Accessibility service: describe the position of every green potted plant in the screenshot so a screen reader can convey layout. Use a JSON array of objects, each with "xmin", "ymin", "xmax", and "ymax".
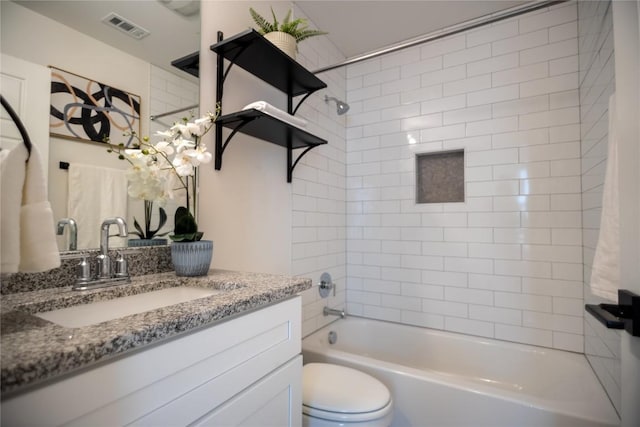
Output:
[
  {"xmin": 249, "ymin": 7, "xmax": 327, "ymax": 59},
  {"xmin": 108, "ymin": 108, "xmax": 219, "ymax": 276}
]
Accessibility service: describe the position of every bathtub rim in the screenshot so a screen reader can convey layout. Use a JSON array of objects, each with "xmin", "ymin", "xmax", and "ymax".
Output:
[
  {"xmin": 302, "ymin": 315, "xmax": 620, "ymax": 427},
  {"xmin": 306, "ymin": 315, "xmax": 577, "ymax": 355}
]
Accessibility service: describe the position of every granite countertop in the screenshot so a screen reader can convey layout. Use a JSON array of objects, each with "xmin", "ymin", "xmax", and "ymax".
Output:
[{"xmin": 0, "ymin": 270, "xmax": 311, "ymax": 396}]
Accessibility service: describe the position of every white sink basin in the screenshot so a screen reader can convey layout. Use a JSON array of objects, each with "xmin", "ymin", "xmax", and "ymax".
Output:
[{"xmin": 35, "ymin": 287, "xmax": 221, "ymax": 328}]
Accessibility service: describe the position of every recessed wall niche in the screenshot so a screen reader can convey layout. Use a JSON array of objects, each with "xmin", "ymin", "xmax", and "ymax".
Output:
[{"xmin": 416, "ymin": 150, "xmax": 464, "ymax": 204}]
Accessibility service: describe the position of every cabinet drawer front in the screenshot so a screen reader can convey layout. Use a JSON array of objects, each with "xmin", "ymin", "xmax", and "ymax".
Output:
[
  {"xmin": 2, "ymin": 297, "xmax": 301, "ymax": 427},
  {"xmin": 126, "ymin": 323, "xmax": 298, "ymax": 426},
  {"xmin": 191, "ymin": 355, "xmax": 302, "ymax": 427}
]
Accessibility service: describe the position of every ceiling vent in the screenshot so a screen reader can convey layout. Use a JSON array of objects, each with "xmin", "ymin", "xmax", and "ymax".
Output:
[{"xmin": 102, "ymin": 12, "xmax": 150, "ymax": 40}]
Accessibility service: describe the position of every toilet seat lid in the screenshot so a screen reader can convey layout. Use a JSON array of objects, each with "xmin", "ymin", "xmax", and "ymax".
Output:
[{"xmin": 303, "ymin": 363, "xmax": 391, "ymax": 415}]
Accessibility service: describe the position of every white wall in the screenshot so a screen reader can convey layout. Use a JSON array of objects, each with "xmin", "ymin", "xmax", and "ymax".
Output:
[
  {"xmin": 345, "ymin": 2, "xmax": 584, "ymax": 352},
  {"xmin": 199, "ymin": 1, "xmax": 296, "ymax": 275},
  {"xmin": 578, "ymin": 0, "xmax": 620, "ymax": 415},
  {"xmin": 198, "ymin": 2, "xmax": 347, "ymax": 333}
]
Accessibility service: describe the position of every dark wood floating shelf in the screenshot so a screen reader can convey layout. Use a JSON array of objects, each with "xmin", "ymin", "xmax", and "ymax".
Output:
[
  {"xmin": 210, "ymin": 29, "xmax": 328, "ymax": 182},
  {"xmin": 210, "ymin": 29, "xmax": 326, "ymax": 98},
  {"xmin": 171, "ymin": 51, "xmax": 199, "ymax": 78},
  {"xmin": 217, "ymin": 110, "xmax": 327, "ymax": 149}
]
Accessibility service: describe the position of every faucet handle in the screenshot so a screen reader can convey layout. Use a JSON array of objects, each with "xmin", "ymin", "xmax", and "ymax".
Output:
[
  {"xmin": 76, "ymin": 257, "xmax": 92, "ymax": 283},
  {"xmin": 114, "ymin": 252, "xmax": 128, "ymax": 278},
  {"xmin": 318, "ymin": 272, "xmax": 335, "ymax": 298},
  {"xmin": 96, "ymin": 254, "xmax": 111, "ymax": 279}
]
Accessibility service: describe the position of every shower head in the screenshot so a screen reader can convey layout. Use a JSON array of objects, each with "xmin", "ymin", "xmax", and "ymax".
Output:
[{"xmin": 324, "ymin": 95, "xmax": 350, "ymax": 115}]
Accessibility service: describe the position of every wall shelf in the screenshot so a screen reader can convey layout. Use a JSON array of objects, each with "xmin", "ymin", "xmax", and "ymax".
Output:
[
  {"xmin": 210, "ymin": 29, "xmax": 326, "ymax": 97},
  {"xmin": 171, "ymin": 51, "xmax": 199, "ymax": 78},
  {"xmin": 209, "ymin": 29, "xmax": 327, "ymax": 182},
  {"xmin": 217, "ymin": 110, "xmax": 326, "ymax": 149}
]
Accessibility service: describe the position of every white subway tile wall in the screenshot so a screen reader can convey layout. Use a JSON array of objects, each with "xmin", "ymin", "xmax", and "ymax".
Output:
[
  {"xmin": 292, "ymin": 5, "xmax": 347, "ymax": 337},
  {"xmin": 345, "ymin": 3, "xmax": 584, "ymax": 351},
  {"xmin": 578, "ymin": 0, "xmax": 621, "ymax": 415},
  {"xmin": 149, "ymin": 65, "xmax": 199, "ymax": 136}
]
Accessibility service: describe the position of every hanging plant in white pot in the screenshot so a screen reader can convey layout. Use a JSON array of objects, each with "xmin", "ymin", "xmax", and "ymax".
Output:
[{"xmin": 249, "ymin": 7, "xmax": 327, "ymax": 60}]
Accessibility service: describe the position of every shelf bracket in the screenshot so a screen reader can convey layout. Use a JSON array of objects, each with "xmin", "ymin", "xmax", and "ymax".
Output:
[
  {"xmin": 216, "ymin": 32, "xmax": 251, "ymax": 87},
  {"xmin": 288, "ymin": 144, "xmax": 321, "ymax": 182},
  {"xmin": 221, "ymin": 61, "xmax": 236, "ymax": 86},
  {"xmin": 292, "ymin": 89, "xmax": 320, "ymax": 116},
  {"xmin": 221, "ymin": 46, "xmax": 248, "ymax": 85},
  {"xmin": 215, "ymin": 118, "xmax": 257, "ymax": 171}
]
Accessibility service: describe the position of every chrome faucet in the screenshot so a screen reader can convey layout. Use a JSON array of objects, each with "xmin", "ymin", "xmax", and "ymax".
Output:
[
  {"xmin": 97, "ymin": 217, "xmax": 128, "ymax": 279},
  {"xmin": 323, "ymin": 306, "xmax": 346, "ymax": 318},
  {"xmin": 72, "ymin": 217, "xmax": 130, "ymax": 290},
  {"xmin": 56, "ymin": 218, "xmax": 78, "ymax": 251}
]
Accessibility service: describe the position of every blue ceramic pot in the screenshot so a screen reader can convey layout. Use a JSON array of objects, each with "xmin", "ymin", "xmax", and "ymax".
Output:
[
  {"xmin": 128, "ymin": 238, "xmax": 167, "ymax": 247},
  {"xmin": 171, "ymin": 240, "xmax": 213, "ymax": 277}
]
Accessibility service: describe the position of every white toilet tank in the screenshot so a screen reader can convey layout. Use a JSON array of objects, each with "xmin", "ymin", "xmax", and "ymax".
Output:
[{"xmin": 302, "ymin": 363, "xmax": 393, "ymax": 427}]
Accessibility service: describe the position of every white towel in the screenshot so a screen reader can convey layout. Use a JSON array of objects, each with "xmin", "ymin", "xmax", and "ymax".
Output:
[
  {"xmin": 1, "ymin": 144, "xmax": 61, "ymax": 274},
  {"xmin": 68, "ymin": 164, "xmax": 128, "ymax": 249},
  {"xmin": 242, "ymin": 100, "xmax": 309, "ymax": 129},
  {"xmin": 590, "ymin": 93, "xmax": 620, "ymax": 301}
]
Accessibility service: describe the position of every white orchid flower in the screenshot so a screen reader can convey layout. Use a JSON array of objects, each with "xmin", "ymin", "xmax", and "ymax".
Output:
[
  {"xmin": 163, "ymin": 173, "xmax": 182, "ymax": 200},
  {"xmin": 153, "ymin": 141, "xmax": 175, "ymax": 156},
  {"xmin": 186, "ymin": 122, "xmax": 204, "ymax": 136},
  {"xmin": 194, "ymin": 116, "xmax": 211, "ymax": 126},
  {"xmin": 173, "ymin": 136, "xmax": 196, "ymax": 153},
  {"xmin": 183, "ymin": 146, "xmax": 212, "ymax": 166},
  {"xmin": 155, "ymin": 129, "xmax": 174, "ymax": 138},
  {"xmin": 194, "ymin": 116, "xmax": 213, "ymax": 134},
  {"xmin": 172, "ymin": 151, "xmax": 195, "ymax": 176},
  {"xmin": 116, "ymin": 110, "xmax": 218, "ymax": 209},
  {"xmin": 196, "ymin": 150, "xmax": 212, "ymax": 164},
  {"xmin": 170, "ymin": 122, "xmax": 200, "ymax": 138}
]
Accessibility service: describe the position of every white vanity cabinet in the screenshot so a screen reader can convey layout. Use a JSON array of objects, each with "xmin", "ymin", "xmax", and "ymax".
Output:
[{"xmin": 2, "ymin": 296, "xmax": 302, "ymax": 427}]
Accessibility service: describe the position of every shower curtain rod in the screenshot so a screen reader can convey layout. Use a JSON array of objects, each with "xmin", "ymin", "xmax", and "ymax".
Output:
[
  {"xmin": 150, "ymin": 103, "xmax": 199, "ymax": 121},
  {"xmin": 312, "ymin": 0, "xmax": 567, "ymax": 74}
]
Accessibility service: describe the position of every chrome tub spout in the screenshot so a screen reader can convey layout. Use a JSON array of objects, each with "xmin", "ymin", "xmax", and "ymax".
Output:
[{"xmin": 323, "ymin": 306, "xmax": 346, "ymax": 318}]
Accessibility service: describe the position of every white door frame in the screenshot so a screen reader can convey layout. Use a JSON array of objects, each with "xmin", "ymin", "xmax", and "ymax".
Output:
[
  {"xmin": 611, "ymin": 1, "xmax": 640, "ymax": 426},
  {"xmin": 1, "ymin": 54, "xmax": 51, "ymax": 178}
]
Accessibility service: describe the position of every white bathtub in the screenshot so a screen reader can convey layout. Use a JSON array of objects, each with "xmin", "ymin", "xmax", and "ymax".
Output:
[{"xmin": 302, "ymin": 317, "xmax": 619, "ymax": 427}]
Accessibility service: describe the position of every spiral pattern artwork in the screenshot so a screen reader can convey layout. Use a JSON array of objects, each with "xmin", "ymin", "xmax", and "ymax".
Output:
[{"xmin": 49, "ymin": 67, "xmax": 140, "ymax": 145}]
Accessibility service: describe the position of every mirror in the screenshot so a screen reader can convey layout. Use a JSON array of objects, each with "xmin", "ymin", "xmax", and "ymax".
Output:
[{"xmin": 1, "ymin": 0, "xmax": 200, "ymax": 252}]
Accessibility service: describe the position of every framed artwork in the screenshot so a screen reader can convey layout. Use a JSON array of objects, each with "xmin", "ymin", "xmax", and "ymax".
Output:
[{"xmin": 49, "ymin": 67, "xmax": 140, "ymax": 146}]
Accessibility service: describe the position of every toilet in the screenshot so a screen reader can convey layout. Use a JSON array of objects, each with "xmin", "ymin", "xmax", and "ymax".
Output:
[{"xmin": 302, "ymin": 363, "xmax": 394, "ymax": 427}]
